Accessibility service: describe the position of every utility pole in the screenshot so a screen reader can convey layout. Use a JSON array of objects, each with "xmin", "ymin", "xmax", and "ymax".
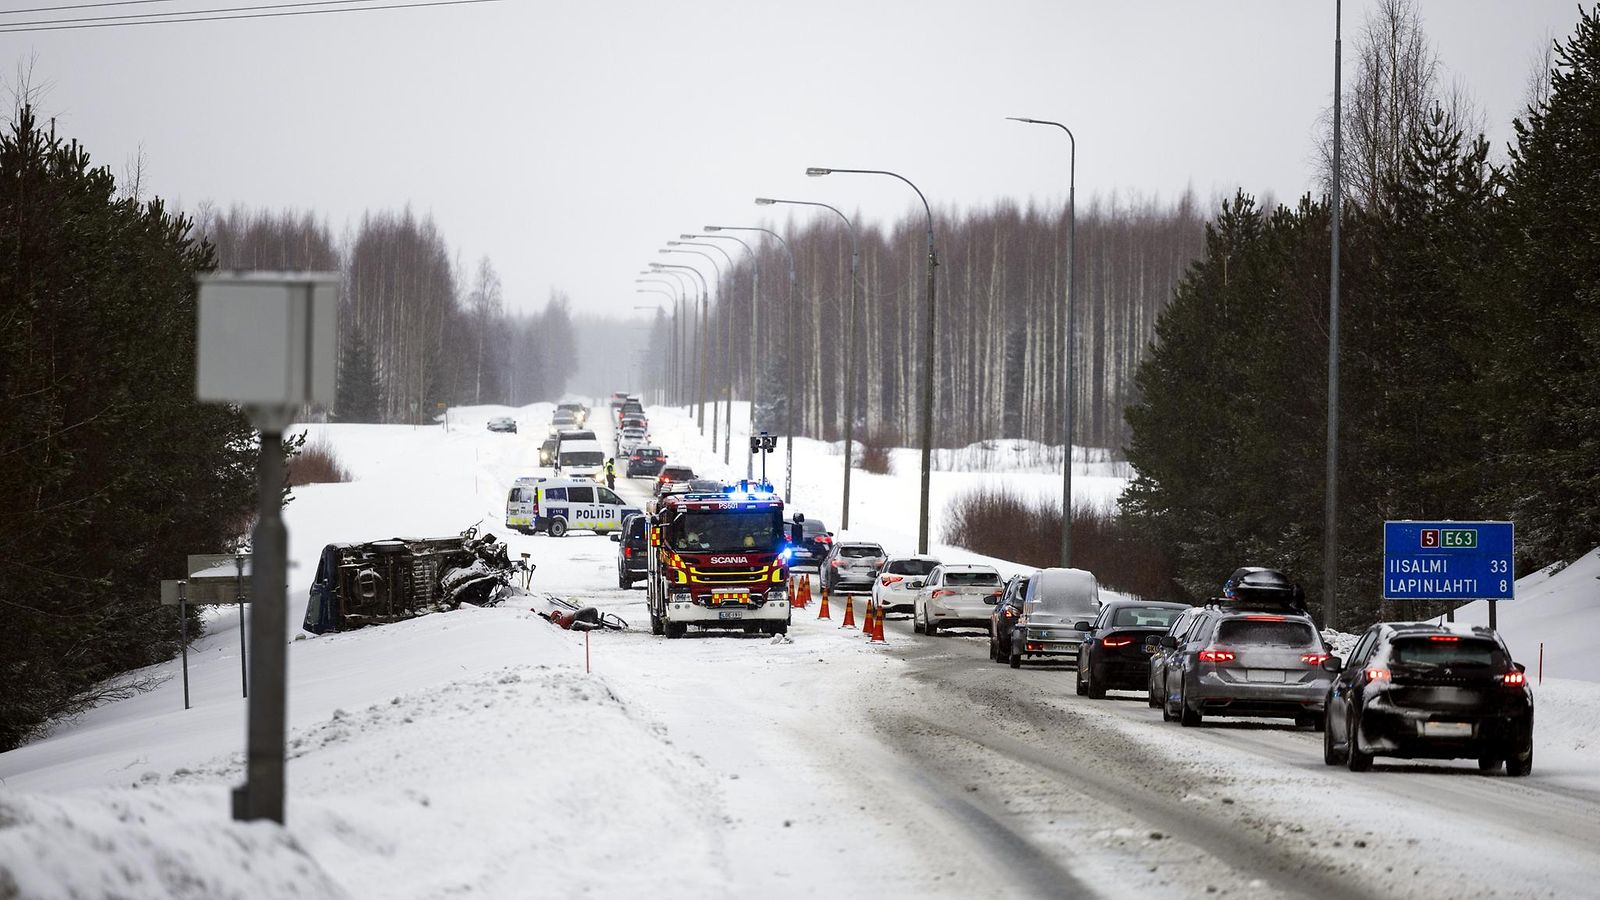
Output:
[{"xmin": 1323, "ymin": 0, "xmax": 1344, "ymax": 630}]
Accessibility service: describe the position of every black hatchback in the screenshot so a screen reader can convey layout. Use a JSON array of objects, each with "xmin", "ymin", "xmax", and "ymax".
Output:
[
  {"xmin": 1323, "ymin": 623, "xmax": 1533, "ymax": 775},
  {"xmin": 1075, "ymin": 599, "xmax": 1190, "ymax": 698}
]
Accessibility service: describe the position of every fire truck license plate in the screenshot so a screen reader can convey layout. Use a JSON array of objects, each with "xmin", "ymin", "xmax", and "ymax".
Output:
[{"xmin": 717, "ymin": 609, "xmax": 744, "ymax": 620}]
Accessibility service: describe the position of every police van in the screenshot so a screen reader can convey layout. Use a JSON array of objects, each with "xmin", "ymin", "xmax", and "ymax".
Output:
[{"xmin": 505, "ymin": 476, "xmax": 642, "ymax": 537}]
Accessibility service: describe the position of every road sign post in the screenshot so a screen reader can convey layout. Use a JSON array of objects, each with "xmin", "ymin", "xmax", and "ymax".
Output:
[
  {"xmin": 196, "ymin": 271, "xmax": 338, "ymax": 826},
  {"xmin": 1382, "ymin": 521, "xmax": 1514, "ymax": 627}
]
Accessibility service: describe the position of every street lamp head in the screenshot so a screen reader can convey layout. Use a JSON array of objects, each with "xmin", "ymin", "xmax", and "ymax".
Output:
[
  {"xmin": 1006, "ymin": 116, "xmax": 1042, "ymax": 124},
  {"xmin": 679, "ymin": 234, "xmax": 700, "ymax": 240},
  {"xmin": 804, "ymin": 167, "xmax": 831, "ymax": 177},
  {"xmin": 703, "ymin": 225, "xmax": 722, "ymax": 232},
  {"xmin": 754, "ymin": 197, "xmax": 776, "ymax": 205},
  {"xmin": 665, "ymin": 241, "xmax": 682, "ymax": 247}
]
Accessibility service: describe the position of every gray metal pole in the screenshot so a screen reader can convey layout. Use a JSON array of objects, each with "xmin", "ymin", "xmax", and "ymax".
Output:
[
  {"xmin": 236, "ymin": 553, "xmax": 248, "ymax": 698},
  {"xmin": 1324, "ymin": 0, "xmax": 1343, "ymax": 631},
  {"xmin": 234, "ymin": 426, "xmax": 286, "ymax": 824},
  {"xmin": 178, "ymin": 580, "xmax": 190, "ymax": 711}
]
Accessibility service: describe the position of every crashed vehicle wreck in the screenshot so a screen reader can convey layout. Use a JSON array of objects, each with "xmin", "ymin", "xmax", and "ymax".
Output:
[{"xmin": 302, "ymin": 527, "xmax": 531, "ymax": 634}]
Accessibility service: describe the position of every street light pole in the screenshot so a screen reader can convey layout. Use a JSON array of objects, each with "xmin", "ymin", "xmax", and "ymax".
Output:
[
  {"xmin": 756, "ymin": 197, "xmax": 860, "ymax": 529},
  {"xmin": 1324, "ymin": 0, "xmax": 1344, "ymax": 630},
  {"xmin": 806, "ymin": 166, "xmax": 937, "ymax": 553},
  {"xmin": 662, "ymin": 247, "xmax": 728, "ymax": 460},
  {"xmin": 694, "ymin": 232, "xmax": 763, "ymax": 480},
  {"xmin": 672, "ymin": 240, "xmax": 740, "ymax": 465},
  {"xmin": 643, "ymin": 269, "xmax": 694, "ymax": 409},
  {"xmin": 652, "ymin": 263, "xmax": 708, "ymax": 431},
  {"xmin": 706, "ymin": 224, "xmax": 798, "ymax": 501},
  {"xmin": 1008, "ymin": 116, "xmax": 1077, "ymax": 568}
]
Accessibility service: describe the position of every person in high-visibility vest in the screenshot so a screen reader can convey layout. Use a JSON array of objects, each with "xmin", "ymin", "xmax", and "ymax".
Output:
[{"xmin": 604, "ymin": 457, "xmax": 616, "ymax": 490}]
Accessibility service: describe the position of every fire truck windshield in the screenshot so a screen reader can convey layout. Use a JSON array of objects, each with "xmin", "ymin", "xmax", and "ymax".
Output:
[{"xmin": 666, "ymin": 510, "xmax": 783, "ymax": 553}]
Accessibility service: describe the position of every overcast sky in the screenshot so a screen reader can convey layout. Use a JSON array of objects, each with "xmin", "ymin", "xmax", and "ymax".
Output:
[{"xmin": 9, "ymin": 0, "xmax": 1582, "ymax": 318}]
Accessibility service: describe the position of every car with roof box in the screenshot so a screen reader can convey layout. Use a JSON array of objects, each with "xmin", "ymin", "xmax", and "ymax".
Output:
[
  {"xmin": 1153, "ymin": 567, "xmax": 1332, "ymax": 728},
  {"xmin": 1322, "ymin": 621, "xmax": 1532, "ymax": 775}
]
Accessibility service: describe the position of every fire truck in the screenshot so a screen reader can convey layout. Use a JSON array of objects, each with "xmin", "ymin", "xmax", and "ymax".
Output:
[{"xmin": 646, "ymin": 487, "xmax": 791, "ymax": 638}]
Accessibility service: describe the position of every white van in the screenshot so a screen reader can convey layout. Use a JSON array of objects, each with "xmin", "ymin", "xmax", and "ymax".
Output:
[
  {"xmin": 556, "ymin": 439, "xmax": 606, "ymax": 479},
  {"xmin": 505, "ymin": 476, "xmax": 642, "ymax": 537}
]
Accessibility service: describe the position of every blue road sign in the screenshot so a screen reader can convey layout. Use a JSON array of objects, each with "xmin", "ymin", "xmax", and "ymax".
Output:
[{"xmin": 1382, "ymin": 521, "xmax": 1515, "ymax": 601}]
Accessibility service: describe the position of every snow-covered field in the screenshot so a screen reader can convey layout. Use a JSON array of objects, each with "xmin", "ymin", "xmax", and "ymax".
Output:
[{"xmin": 2, "ymin": 399, "xmax": 1598, "ymax": 898}]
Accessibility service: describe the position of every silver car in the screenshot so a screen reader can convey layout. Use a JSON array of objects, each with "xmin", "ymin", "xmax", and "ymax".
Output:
[
  {"xmin": 913, "ymin": 563, "xmax": 1003, "ymax": 635},
  {"xmin": 1155, "ymin": 606, "xmax": 1333, "ymax": 728}
]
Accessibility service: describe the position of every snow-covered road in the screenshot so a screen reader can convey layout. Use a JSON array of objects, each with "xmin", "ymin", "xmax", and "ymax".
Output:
[{"xmin": 3, "ymin": 400, "xmax": 1598, "ymax": 899}]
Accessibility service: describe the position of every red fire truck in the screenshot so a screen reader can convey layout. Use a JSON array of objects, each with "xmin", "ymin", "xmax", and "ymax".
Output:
[{"xmin": 646, "ymin": 488, "xmax": 791, "ymax": 638}]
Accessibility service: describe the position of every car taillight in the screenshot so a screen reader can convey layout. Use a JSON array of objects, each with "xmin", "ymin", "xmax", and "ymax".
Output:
[
  {"xmin": 989, "ymin": 589, "xmax": 1003, "ymax": 597},
  {"xmin": 816, "ymin": 535, "xmax": 832, "ymax": 545},
  {"xmin": 1502, "ymin": 670, "xmax": 1526, "ymax": 686},
  {"xmin": 624, "ymin": 547, "xmax": 632, "ymax": 558},
  {"xmin": 1301, "ymin": 652, "xmax": 1330, "ymax": 665},
  {"xmin": 1102, "ymin": 636, "xmax": 1135, "ymax": 648},
  {"xmin": 1244, "ymin": 614, "xmax": 1286, "ymax": 621},
  {"xmin": 1003, "ymin": 608, "xmax": 1018, "ymax": 618},
  {"xmin": 831, "ymin": 559, "xmax": 845, "ymax": 568},
  {"xmin": 631, "ymin": 455, "xmax": 640, "ymax": 461},
  {"xmin": 881, "ymin": 575, "xmax": 903, "ymax": 586},
  {"xmin": 932, "ymin": 589, "xmax": 956, "ymax": 598},
  {"xmin": 1428, "ymin": 635, "xmax": 1460, "ymax": 642},
  {"xmin": 1198, "ymin": 649, "xmax": 1236, "ymax": 663},
  {"xmin": 1365, "ymin": 667, "xmax": 1392, "ymax": 683}
]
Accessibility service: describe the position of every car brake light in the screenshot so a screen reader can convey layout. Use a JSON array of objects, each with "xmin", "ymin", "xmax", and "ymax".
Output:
[
  {"xmin": 1502, "ymin": 670, "xmax": 1526, "ymax": 686},
  {"xmin": 989, "ymin": 589, "xmax": 1003, "ymax": 597},
  {"xmin": 831, "ymin": 559, "xmax": 845, "ymax": 568},
  {"xmin": 1365, "ymin": 667, "xmax": 1391, "ymax": 683},
  {"xmin": 816, "ymin": 535, "xmax": 832, "ymax": 545},
  {"xmin": 1026, "ymin": 642, "xmax": 1043, "ymax": 651},
  {"xmin": 1428, "ymin": 635, "xmax": 1460, "ymax": 642},
  {"xmin": 1301, "ymin": 652, "xmax": 1330, "ymax": 665},
  {"xmin": 1244, "ymin": 615, "xmax": 1286, "ymax": 621},
  {"xmin": 1198, "ymin": 649, "xmax": 1236, "ymax": 663},
  {"xmin": 624, "ymin": 547, "xmax": 632, "ymax": 558},
  {"xmin": 932, "ymin": 589, "xmax": 956, "ymax": 598},
  {"xmin": 881, "ymin": 575, "xmax": 903, "ymax": 586},
  {"xmin": 1102, "ymin": 636, "xmax": 1134, "ymax": 648}
]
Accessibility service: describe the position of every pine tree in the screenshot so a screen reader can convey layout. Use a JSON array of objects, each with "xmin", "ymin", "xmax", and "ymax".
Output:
[
  {"xmin": 0, "ymin": 107, "xmax": 256, "ymax": 748},
  {"xmin": 1496, "ymin": 8, "xmax": 1600, "ymax": 566},
  {"xmin": 335, "ymin": 322, "xmax": 384, "ymax": 423}
]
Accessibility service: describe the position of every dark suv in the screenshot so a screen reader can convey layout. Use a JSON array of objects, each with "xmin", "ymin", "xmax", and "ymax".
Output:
[
  {"xmin": 783, "ymin": 515, "xmax": 832, "ymax": 572},
  {"xmin": 988, "ymin": 574, "xmax": 1029, "ymax": 662},
  {"xmin": 627, "ymin": 446, "xmax": 667, "ymax": 477},
  {"xmin": 1323, "ymin": 623, "xmax": 1533, "ymax": 775},
  {"xmin": 613, "ymin": 514, "xmax": 650, "ymax": 588}
]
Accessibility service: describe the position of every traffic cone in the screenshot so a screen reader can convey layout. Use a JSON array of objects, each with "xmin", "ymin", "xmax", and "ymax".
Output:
[
  {"xmin": 794, "ymin": 574, "xmax": 808, "ymax": 610},
  {"xmin": 840, "ymin": 593, "xmax": 856, "ymax": 629},
  {"xmin": 862, "ymin": 602, "xmax": 877, "ymax": 640},
  {"xmin": 869, "ymin": 603, "xmax": 887, "ymax": 644},
  {"xmin": 816, "ymin": 578, "xmax": 830, "ymax": 620}
]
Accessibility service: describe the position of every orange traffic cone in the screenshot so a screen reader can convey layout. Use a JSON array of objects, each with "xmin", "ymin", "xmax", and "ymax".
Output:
[
  {"xmin": 869, "ymin": 603, "xmax": 887, "ymax": 644},
  {"xmin": 840, "ymin": 593, "xmax": 856, "ymax": 629},
  {"xmin": 862, "ymin": 602, "xmax": 877, "ymax": 640},
  {"xmin": 795, "ymin": 574, "xmax": 809, "ymax": 610},
  {"xmin": 815, "ymin": 578, "xmax": 830, "ymax": 620}
]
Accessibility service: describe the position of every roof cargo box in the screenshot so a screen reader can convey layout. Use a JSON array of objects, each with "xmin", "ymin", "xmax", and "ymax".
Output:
[{"xmin": 1221, "ymin": 567, "xmax": 1307, "ymax": 611}]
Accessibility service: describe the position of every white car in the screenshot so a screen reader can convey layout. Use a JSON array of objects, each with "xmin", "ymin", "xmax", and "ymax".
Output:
[
  {"xmin": 871, "ymin": 555, "xmax": 940, "ymax": 614},
  {"xmin": 913, "ymin": 563, "xmax": 1004, "ymax": 636}
]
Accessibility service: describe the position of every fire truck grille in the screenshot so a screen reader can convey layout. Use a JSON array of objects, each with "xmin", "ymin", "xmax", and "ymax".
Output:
[{"xmin": 690, "ymin": 567, "xmax": 767, "ymax": 584}]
